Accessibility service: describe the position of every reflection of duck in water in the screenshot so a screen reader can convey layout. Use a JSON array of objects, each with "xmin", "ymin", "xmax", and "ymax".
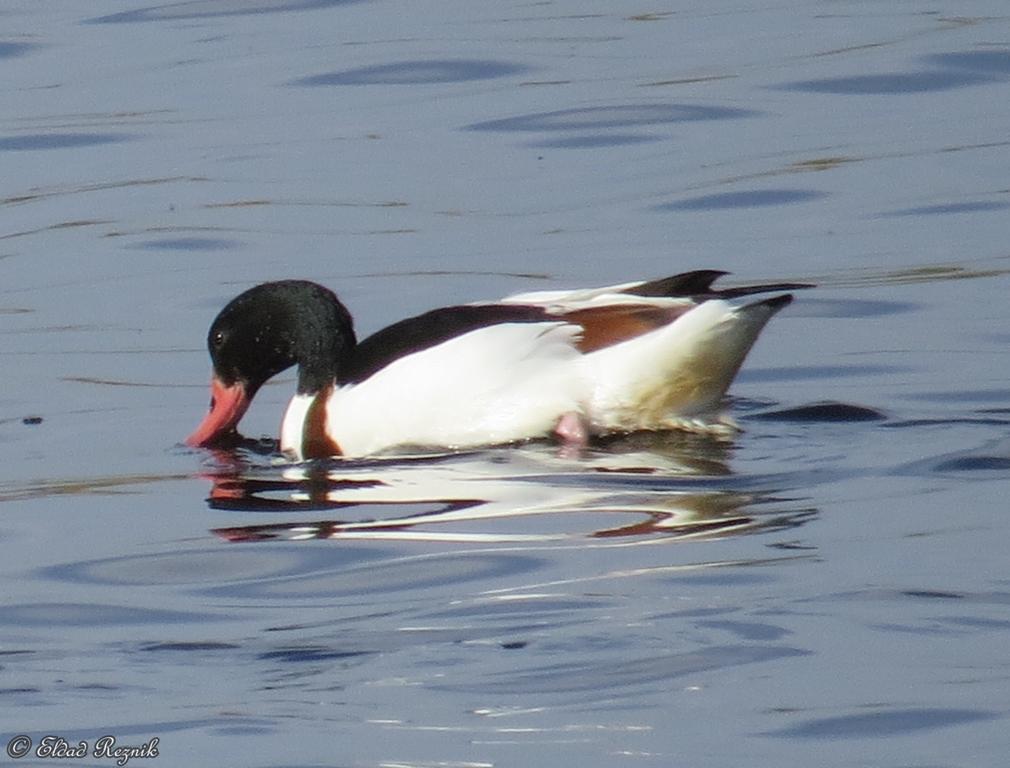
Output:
[
  {"xmin": 187, "ymin": 270, "xmax": 804, "ymax": 459},
  {"xmin": 203, "ymin": 448, "xmax": 812, "ymax": 545}
]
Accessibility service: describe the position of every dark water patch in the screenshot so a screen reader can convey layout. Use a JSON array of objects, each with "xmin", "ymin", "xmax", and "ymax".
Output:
[
  {"xmin": 435, "ymin": 644, "xmax": 809, "ymax": 695},
  {"xmin": 529, "ymin": 133, "xmax": 663, "ymax": 148},
  {"xmin": 940, "ymin": 615, "xmax": 1010, "ymax": 631},
  {"xmin": 259, "ymin": 646, "xmax": 374, "ymax": 662},
  {"xmin": 0, "ymin": 603, "xmax": 226, "ymax": 627},
  {"xmin": 0, "ymin": 133, "xmax": 135, "ymax": 151},
  {"xmin": 925, "ymin": 50, "xmax": 1010, "ymax": 74},
  {"xmin": 130, "ymin": 236, "xmax": 242, "ymax": 251},
  {"xmin": 803, "ymin": 586, "xmax": 1010, "ymax": 610},
  {"xmin": 768, "ymin": 540, "xmax": 818, "ymax": 551},
  {"xmin": 811, "ymin": 588, "xmax": 1010, "ymax": 607},
  {"xmin": 656, "ymin": 189, "xmax": 827, "ymax": 211},
  {"xmin": 902, "ymin": 589, "xmax": 964, "ymax": 600},
  {"xmin": 931, "ymin": 455, "xmax": 1010, "ymax": 472},
  {"xmin": 972, "ymin": 318, "xmax": 1010, "ymax": 346},
  {"xmin": 465, "ymin": 103, "xmax": 757, "ymax": 133},
  {"xmin": 696, "ymin": 619, "xmax": 791, "ymax": 641},
  {"xmin": 867, "ymin": 622, "xmax": 959, "ymax": 637},
  {"xmin": 86, "ymin": 0, "xmax": 360, "ymax": 24},
  {"xmin": 763, "ymin": 707, "xmax": 996, "ymax": 739},
  {"xmin": 139, "ymin": 641, "xmax": 241, "ymax": 652},
  {"xmin": 893, "ymin": 440, "xmax": 1010, "ymax": 476},
  {"xmin": 776, "ymin": 70, "xmax": 995, "ymax": 94},
  {"xmin": 0, "ymin": 42, "xmax": 41, "ymax": 59},
  {"xmin": 294, "ymin": 59, "xmax": 527, "ymax": 86},
  {"xmin": 749, "ymin": 402, "xmax": 887, "ymax": 423},
  {"xmin": 355, "ymin": 623, "xmax": 546, "ymax": 651},
  {"xmin": 879, "ymin": 201, "xmax": 1010, "ymax": 217}
]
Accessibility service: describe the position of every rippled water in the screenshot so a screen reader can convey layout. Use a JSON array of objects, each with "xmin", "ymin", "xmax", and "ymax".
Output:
[{"xmin": 3, "ymin": 1, "xmax": 1010, "ymax": 766}]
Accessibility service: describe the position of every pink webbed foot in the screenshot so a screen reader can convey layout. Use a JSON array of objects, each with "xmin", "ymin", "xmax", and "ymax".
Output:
[{"xmin": 554, "ymin": 411, "xmax": 589, "ymax": 458}]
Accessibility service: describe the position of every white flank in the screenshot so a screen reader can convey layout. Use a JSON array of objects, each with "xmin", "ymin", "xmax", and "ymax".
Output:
[
  {"xmin": 323, "ymin": 322, "xmax": 586, "ymax": 457},
  {"xmin": 280, "ymin": 392, "xmax": 314, "ymax": 456},
  {"xmin": 579, "ymin": 298, "xmax": 783, "ymax": 432}
]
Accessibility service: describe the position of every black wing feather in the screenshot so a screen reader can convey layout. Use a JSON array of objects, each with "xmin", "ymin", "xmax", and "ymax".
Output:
[
  {"xmin": 342, "ymin": 304, "xmax": 549, "ymax": 384},
  {"xmin": 623, "ymin": 269, "xmax": 812, "ymax": 300}
]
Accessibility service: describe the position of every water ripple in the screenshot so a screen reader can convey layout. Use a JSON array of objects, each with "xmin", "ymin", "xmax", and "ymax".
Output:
[
  {"xmin": 656, "ymin": 189, "xmax": 827, "ymax": 211},
  {"xmin": 764, "ymin": 708, "xmax": 997, "ymax": 738},
  {"xmin": 86, "ymin": 0, "xmax": 360, "ymax": 24},
  {"xmin": 294, "ymin": 59, "xmax": 527, "ymax": 86},
  {"xmin": 924, "ymin": 50, "xmax": 1010, "ymax": 74},
  {"xmin": 0, "ymin": 42, "xmax": 41, "ymax": 60},
  {"xmin": 0, "ymin": 603, "xmax": 225, "ymax": 627},
  {"xmin": 466, "ymin": 104, "xmax": 757, "ymax": 133},
  {"xmin": 465, "ymin": 103, "xmax": 756, "ymax": 148},
  {"xmin": 0, "ymin": 133, "xmax": 135, "ymax": 151},
  {"xmin": 40, "ymin": 545, "xmax": 385, "ymax": 587},
  {"xmin": 777, "ymin": 70, "xmax": 995, "ymax": 95},
  {"xmin": 435, "ymin": 644, "xmax": 810, "ymax": 695},
  {"xmin": 879, "ymin": 201, "xmax": 1010, "ymax": 217},
  {"xmin": 130, "ymin": 236, "xmax": 243, "ymax": 251}
]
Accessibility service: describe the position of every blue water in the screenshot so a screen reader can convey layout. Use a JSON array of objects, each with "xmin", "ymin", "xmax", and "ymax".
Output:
[{"xmin": 3, "ymin": 1, "xmax": 1010, "ymax": 766}]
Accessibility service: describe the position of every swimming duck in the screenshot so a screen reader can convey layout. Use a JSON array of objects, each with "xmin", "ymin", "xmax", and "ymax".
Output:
[{"xmin": 187, "ymin": 270, "xmax": 803, "ymax": 459}]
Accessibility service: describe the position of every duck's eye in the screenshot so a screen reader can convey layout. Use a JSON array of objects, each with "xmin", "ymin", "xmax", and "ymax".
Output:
[{"xmin": 211, "ymin": 330, "xmax": 226, "ymax": 349}]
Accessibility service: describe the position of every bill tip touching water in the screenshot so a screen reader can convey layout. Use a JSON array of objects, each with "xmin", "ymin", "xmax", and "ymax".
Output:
[{"xmin": 186, "ymin": 270, "xmax": 809, "ymax": 459}]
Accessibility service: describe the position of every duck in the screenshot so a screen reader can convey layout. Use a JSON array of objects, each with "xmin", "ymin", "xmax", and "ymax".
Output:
[{"xmin": 186, "ymin": 270, "xmax": 805, "ymax": 459}]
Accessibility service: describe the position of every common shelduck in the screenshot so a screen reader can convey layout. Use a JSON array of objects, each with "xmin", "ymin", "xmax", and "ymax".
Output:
[{"xmin": 186, "ymin": 270, "xmax": 804, "ymax": 459}]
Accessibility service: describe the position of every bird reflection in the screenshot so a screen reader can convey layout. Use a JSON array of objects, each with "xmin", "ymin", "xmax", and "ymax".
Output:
[{"xmin": 195, "ymin": 435, "xmax": 814, "ymax": 545}]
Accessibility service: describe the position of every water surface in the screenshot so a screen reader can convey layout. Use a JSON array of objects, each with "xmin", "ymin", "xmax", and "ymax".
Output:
[{"xmin": 3, "ymin": 1, "xmax": 1009, "ymax": 766}]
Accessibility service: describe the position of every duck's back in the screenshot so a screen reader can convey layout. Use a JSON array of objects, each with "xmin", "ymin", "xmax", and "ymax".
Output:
[{"xmin": 297, "ymin": 321, "xmax": 585, "ymax": 457}]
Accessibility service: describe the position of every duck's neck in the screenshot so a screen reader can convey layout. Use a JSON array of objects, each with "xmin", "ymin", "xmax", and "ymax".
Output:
[
  {"xmin": 296, "ymin": 357, "xmax": 341, "ymax": 395},
  {"xmin": 293, "ymin": 306, "xmax": 357, "ymax": 396}
]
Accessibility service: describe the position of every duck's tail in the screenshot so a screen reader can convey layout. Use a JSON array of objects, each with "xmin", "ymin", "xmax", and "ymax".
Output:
[{"xmin": 581, "ymin": 293, "xmax": 793, "ymax": 434}]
